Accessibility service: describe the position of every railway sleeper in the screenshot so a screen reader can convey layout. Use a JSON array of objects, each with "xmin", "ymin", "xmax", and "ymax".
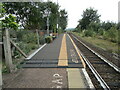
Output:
[
  {"xmin": 97, "ymin": 70, "xmax": 119, "ymax": 74},
  {"xmin": 107, "ymin": 82, "xmax": 120, "ymax": 88},
  {"xmin": 91, "ymin": 62, "xmax": 106, "ymax": 64},
  {"xmin": 86, "ymin": 57, "xmax": 101, "ymax": 59}
]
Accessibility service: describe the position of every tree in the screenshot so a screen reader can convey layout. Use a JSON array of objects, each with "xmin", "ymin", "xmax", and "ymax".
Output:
[
  {"xmin": 59, "ymin": 9, "xmax": 68, "ymax": 31},
  {"xmin": 3, "ymin": 2, "xmax": 31, "ymax": 29},
  {"xmin": 47, "ymin": 1, "xmax": 59, "ymax": 32},
  {"xmin": 101, "ymin": 21, "xmax": 113, "ymax": 30},
  {"xmin": 0, "ymin": 3, "xmax": 18, "ymax": 31},
  {"xmin": 88, "ymin": 21, "xmax": 100, "ymax": 32},
  {"xmin": 3, "ymin": 2, "xmax": 68, "ymax": 32},
  {"xmin": 78, "ymin": 7, "xmax": 100, "ymax": 30},
  {"xmin": 117, "ymin": 22, "xmax": 120, "ymax": 30},
  {"xmin": 2, "ymin": 14, "xmax": 19, "ymax": 30}
]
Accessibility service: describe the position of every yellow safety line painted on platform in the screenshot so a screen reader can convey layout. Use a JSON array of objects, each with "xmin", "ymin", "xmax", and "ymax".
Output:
[
  {"xmin": 58, "ymin": 34, "xmax": 68, "ymax": 66},
  {"xmin": 67, "ymin": 34, "xmax": 86, "ymax": 68},
  {"xmin": 67, "ymin": 68, "xmax": 86, "ymax": 88}
]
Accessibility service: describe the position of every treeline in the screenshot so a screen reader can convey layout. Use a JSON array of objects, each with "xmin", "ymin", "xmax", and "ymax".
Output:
[
  {"xmin": 0, "ymin": 2, "xmax": 68, "ymax": 59},
  {"xmin": 74, "ymin": 8, "xmax": 120, "ymax": 44},
  {"xmin": 2, "ymin": 1, "xmax": 68, "ymax": 32}
]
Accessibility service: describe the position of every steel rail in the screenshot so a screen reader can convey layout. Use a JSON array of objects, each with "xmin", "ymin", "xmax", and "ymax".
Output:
[
  {"xmin": 70, "ymin": 34, "xmax": 113, "ymax": 90},
  {"xmin": 80, "ymin": 50, "xmax": 110, "ymax": 90},
  {"xmin": 71, "ymin": 34, "xmax": 120, "ymax": 73}
]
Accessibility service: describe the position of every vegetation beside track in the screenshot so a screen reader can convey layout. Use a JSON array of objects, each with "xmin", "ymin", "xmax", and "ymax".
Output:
[
  {"xmin": 72, "ymin": 32, "xmax": 119, "ymax": 54},
  {"xmin": 73, "ymin": 7, "xmax": 120, "ymax": 54}
]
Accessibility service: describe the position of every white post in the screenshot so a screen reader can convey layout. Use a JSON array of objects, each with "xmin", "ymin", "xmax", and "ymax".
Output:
[
  {"xmin": 47, "ymin": 0, "xmax": 50, "ymax": 36},
  {"xmin": 36, "ymin": 29, "xmax": 40, "ymax": 47},
  {"xmin": 57, "ymin": 0, "xmax": 59, "ymax": 37},
  {"xmin": 47, "ymin": 17, "xmax": 49, "ymax": 35},
  {"xmin": 3, "ymin": 29, "xmax": 13, "ymax": 72}
]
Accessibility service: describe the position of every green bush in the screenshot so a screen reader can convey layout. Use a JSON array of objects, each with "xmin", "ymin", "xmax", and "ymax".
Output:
[
  {"xmin": 107, "ymin": 27, "xmax": 117, "ymax": 42},
  {"xmin": 103, "ymin": 27, "xmax": 118, "ymax": 43},
  {"xmin": 45, "ymin": 36, "xmax": 53, "ymax": 43},
  {"xmin": 115, "ymin": 30, "xmax": 119, "ymax": 44},
  {"xmin": 12, "ymin": 42, "xmax": 37, "ymax": 59},
  {"xmin": 39, "ymin": 36, "xmax": 45, "ymax": 44},
  {"xmin": 16, "ymin": 30, "xmax": 27, "ymax": 41},
  {"xmin": 2, "ymin": 63, "xmax": 9, "ymax": 73},
  {"xmin": 83, "ymin": 29, "xmax": 96, "ymax": 37},
  {"xmin": 10, "ymin": 30, "xmax": 44, "ymax": 59},
  {"xmin": 98, "ymin": 28, "xmax": 105, "ymax": 36},
  {"xmin": 22, "ymin": 33, "xmax": 37, "ymax": 44}
]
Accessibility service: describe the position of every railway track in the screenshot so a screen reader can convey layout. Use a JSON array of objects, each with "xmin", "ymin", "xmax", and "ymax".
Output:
[{"xmin": 69, "ymin": 33, "xmax": 120, "ymax": 89}]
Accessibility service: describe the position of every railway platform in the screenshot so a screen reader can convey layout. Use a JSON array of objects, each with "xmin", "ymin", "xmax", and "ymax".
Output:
[{"xmin": 3, "ymin": 33, "xmax": 94, "ymax": 89}]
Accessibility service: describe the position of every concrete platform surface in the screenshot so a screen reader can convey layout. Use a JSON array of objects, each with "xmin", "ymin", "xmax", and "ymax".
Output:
[
  {"xmin": 22, "ymin": 33, "xmax": 84, "ymax": 68},
  {"xmin": 3, "ymin": 33, "xmax": 94, "ymax": 89}
]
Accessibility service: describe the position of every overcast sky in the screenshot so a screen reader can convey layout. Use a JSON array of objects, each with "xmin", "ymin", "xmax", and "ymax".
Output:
[{"xmin": 47, "ymin": 0, "xmax": 120, "ymax": 29}]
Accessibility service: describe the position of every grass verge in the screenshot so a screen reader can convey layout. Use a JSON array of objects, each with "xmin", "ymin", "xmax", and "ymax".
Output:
[{"xmin": 73, "ymin": 32, "xmax": 119, "ymax": 54}]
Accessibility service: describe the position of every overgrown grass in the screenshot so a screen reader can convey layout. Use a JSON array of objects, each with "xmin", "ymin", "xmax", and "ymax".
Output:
[
  {"xmin": 10, "ymin": 30, "xmax": 39, "ymax": 59},
  {"xmin": 2, "ymin": 62, "xmax": 9, "ymax": 73},
  {"xmin": 73, "ymin": 32, "xmax": 119, "ymax": 54},
  {"xmin": 2, "ymin": 30, "xmax": 43, "ymax": 73}
]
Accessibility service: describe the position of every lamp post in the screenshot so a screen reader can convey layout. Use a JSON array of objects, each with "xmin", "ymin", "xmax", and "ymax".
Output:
[
  {"xmin": 46, "ymin": 0, "xmax": 50, "ymax": 36},
  {"xmin": 57, "ymin": 0, "xmax": 59, "ymax": 36},
  {"xmin": 47, "ymin": 11, "xmax": 50, "ymax": 36},
  {"xmin": 44, "ymin": 8, "xmax": 50, "ymax": 36}
]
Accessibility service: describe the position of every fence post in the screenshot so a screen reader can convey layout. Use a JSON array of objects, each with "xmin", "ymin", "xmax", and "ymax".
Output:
[
  {"xmin": 3, "ymin": 29, "xmax": 13, "ymax": 72},
  {"xmin": 36, "ymin": 29, "xmax": 40, "ymax": 47},
  {"xmin": 0, "ymin": 42, "xmax": 2, "ymax": 89}
]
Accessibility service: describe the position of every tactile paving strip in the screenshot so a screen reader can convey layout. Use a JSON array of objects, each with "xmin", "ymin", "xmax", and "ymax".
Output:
[{"xmin": 22, "ymin": 59, "xmax": 84, "ymax": 68}]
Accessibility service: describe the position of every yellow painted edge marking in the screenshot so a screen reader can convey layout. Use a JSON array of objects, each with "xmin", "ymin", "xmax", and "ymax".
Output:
[
  {"xmin": 67, "ymin": 34, "xmax": 86, "ymax": 68},
  {"xmin": 58, "ymin": 34, "xmax": 68, "ymax": 66}
]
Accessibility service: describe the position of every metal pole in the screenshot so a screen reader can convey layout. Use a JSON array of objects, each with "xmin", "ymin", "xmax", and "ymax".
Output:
[
  {"xmin": 47, "ymin": 16, "xmax": 49, "ymax": 35},
  {"xmin": 57, "ymin": 0, "xmax": 59, "ymax": 37},
  {"xmin": 47, "ymin": 0, "xmax": 50, "ymax": 36}
]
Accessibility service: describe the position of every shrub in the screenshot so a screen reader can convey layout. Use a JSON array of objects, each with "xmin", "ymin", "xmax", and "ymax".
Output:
[
  {"xmin": 29, "ymin": 43, "xmax": 37, "ymax": 50},
  {"xmin": 16, "ymin": 30, "xmax": 27, "ymax": 41},
  {"xmin": 103, "ymin": 27, "xmax": 118, "ymax": 43},
  {"xmin": 117, "ymin": 30, "xmax": 120, "ymax": 44},
  {"xmin": 45, "ymin": 36, "xmax": 53, "ymax": 43},
  {"xmin": 12, "ymin": 42, "xmax": 37, "ymax": 59},
  {"xmin": 108, "ymin": 27, "xmax": 117, "ymax": 42},
  {"xmin": 39, "ymin": 36, "xmax": 45, "ymax": 44},
  {"xmin": 102, "ymin": 27, "xmax": 119, "ymax": 43},
  {"xmin": 2, "ymin": 63, "xmax": 9, "ymax": 73},
  {"xmin": 84, "ymin": 29, "xmax": 96, "ymax": 37},
  {"xmin": 98, "ymin": 28, "xmax": 105, "ymax": 36},
  {"xmin": 103, "ymin": 31, "xmax": 108, "ymax": 40},
  {"xmin": 22, "ymin": 33, "xmax": 37, "ymax": 44}
]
